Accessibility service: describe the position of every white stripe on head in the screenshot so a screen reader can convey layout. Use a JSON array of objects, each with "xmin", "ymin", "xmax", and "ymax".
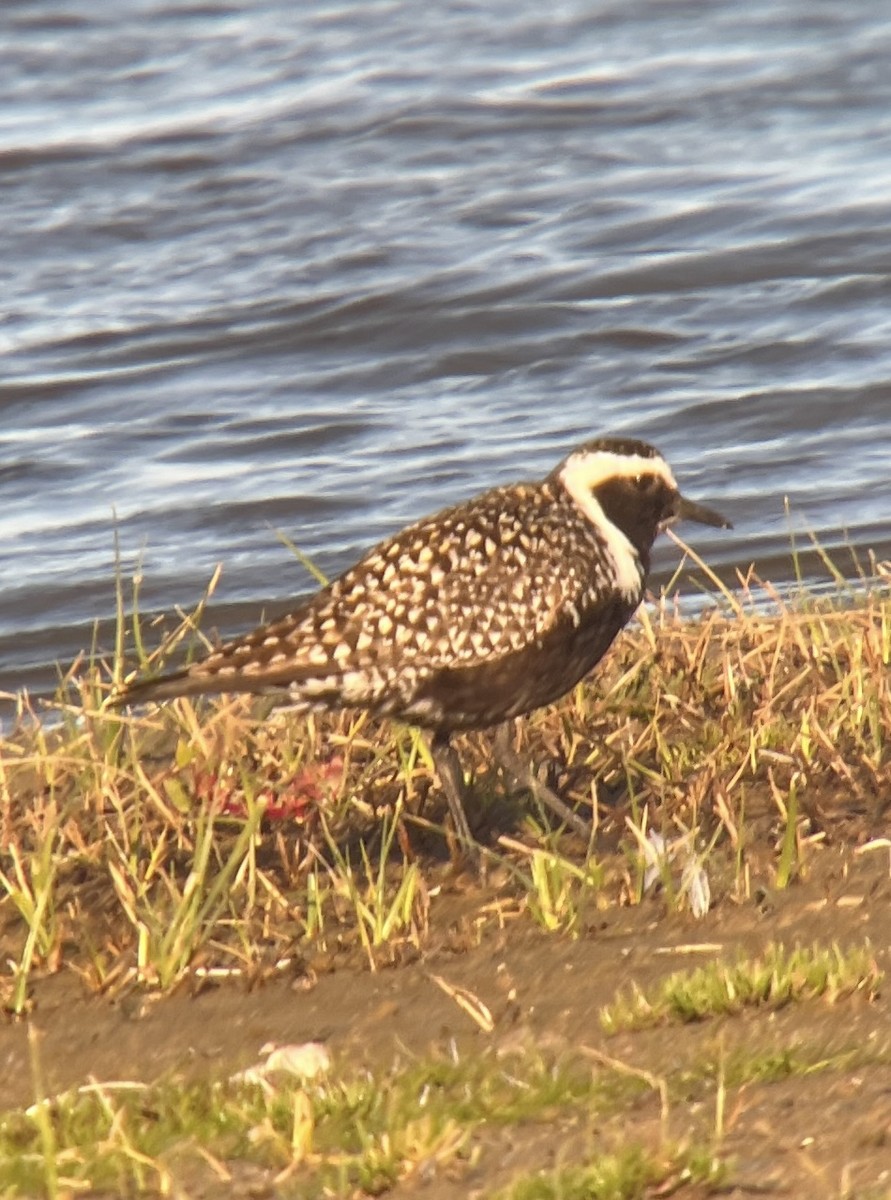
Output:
[
  {"xmin": 558, "ymin": 448, "xmax": 677, "ymax": 602},
  {"xmin": 560, "ymin": 448, "xmax": 677, "ymax": 493}
]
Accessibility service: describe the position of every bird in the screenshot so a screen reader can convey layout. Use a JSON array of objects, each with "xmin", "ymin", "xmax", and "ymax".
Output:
[{"xmin": 115, "ymin": 436, "xmax": 730, "ymax": 845}]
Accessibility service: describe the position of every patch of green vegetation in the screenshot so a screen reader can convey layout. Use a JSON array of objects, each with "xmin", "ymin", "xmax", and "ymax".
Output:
[
  {"xmin": 0, "ymin": 805, "xmax": 62, "ymax": 1016},
  {"xmin": 0, "ymin": 1048, "xmax": 695, "ymax": 1199},
  {"xmin": 600, "ymin": 942, "xmax": 882, "ymax": 1033},
  {"xmin": 508, "ymin": 840, "xmax": 605, "ymax": 936},
  {"xmin": 670, "ymin": 1030, "xmax": 891, "ymax": 1107},
  {"xmin": 314, "ymin": 804, "xmax": 428, "ymax": 970},
  {"xmin": 492, "ymin": 1144, "xmax": 725, "ymax": 1200}
]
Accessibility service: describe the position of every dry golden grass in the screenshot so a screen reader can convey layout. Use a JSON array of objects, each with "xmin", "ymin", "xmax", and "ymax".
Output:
[{"xmin": 1, "ymin": 556, "xmax": 890, "ymax": 1010}]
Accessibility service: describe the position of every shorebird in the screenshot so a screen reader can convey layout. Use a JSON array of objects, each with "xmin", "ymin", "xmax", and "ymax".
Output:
[{"xmin": 116, "ymin": 437, "xmax": 730, "ymax": 844}]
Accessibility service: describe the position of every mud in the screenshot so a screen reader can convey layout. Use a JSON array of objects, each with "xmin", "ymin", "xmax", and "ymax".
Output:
[{"xmin": 2, "ymin": 841, "xmax": 889, "ymax": 1197}]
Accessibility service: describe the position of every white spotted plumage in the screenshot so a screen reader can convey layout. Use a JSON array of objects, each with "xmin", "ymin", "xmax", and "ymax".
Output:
[{"xmin": 118, "ymin": 437, "xmax": 729, "ymax": 766}]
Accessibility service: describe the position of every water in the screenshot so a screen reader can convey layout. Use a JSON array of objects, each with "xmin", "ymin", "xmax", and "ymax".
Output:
[{"xmin": 3, "ymin": 0, "xmax": 891, "ymax": 707}]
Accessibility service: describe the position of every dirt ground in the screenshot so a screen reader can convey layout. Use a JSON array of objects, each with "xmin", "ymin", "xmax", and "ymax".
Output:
[{"xmin": 2, "ymin": 835, "xmax": 889, "ymax": 1199}]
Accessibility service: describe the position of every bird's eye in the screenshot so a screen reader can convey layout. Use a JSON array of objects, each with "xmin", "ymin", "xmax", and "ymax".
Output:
[{"xmin": 633, "ymin": 474, "xmax": 644, "ymax": 487}]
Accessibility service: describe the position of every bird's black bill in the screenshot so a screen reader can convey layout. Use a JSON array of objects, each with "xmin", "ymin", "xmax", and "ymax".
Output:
[{"xmin": 676, "ymin": 494, "xmax": 732, "ymax": 530}]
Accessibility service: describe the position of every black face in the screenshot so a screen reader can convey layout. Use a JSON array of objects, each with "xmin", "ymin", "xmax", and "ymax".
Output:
[{"xmin": 593, "ymin": 473, "xmax": 678, "ymax": 560}]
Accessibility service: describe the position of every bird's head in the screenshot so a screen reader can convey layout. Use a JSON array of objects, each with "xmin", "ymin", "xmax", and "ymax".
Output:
[{"xmin": 554, "ymin": 437, "xmax": 731, "ymax": 560}]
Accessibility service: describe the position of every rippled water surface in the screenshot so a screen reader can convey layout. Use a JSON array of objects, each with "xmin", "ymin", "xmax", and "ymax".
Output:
[{"xmin": 3, "ymin": 0, "xmax": 891, "ymax": 703}]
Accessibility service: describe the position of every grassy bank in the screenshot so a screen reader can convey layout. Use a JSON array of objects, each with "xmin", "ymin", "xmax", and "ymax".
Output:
[{"xmin": 1, "ymin": 560, "xmax": 890, "ymax": 1195}]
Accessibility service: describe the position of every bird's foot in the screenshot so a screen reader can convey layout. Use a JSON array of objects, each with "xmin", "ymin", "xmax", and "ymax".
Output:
[{"xmin": 492, "ymin": 724, "xmax": 591, "ymax": 838}]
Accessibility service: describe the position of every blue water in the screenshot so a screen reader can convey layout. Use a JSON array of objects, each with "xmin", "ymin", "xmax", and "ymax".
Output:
[{"xmin": 2, "ymin": 0, "xmax": 891, "ymax": 705}]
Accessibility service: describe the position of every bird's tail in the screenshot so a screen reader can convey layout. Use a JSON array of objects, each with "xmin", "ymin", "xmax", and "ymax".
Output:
[{"xmin": 112, "ymin": 666, "xmax": 277, "ymax": 708}]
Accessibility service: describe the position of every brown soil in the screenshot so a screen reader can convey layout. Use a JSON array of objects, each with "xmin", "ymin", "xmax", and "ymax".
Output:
[{"xmin": 2, "ymin": 840, "xmax": 890, "ymax": 1199}]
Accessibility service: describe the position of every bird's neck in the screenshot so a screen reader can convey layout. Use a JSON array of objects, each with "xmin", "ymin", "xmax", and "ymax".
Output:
[{"xmin": 553, "ymin": 480, "xmax": 646, "ymax": 601}]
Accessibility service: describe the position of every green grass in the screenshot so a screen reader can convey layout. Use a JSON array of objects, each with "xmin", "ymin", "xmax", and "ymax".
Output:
[
  {"xmin": 492, "ymin": 1146, "xmax": 725, "ymax": 1200},
  {"xmin": 600, "ymin": 942, "xmax": 883, "ymax": 1033},
  {"xmin": 0, "ymin": 1048, "xmax": 701, "ymax": 1199},
  {"xmin": 6, "ymin": 1023, "xmax": 887, "ymax": 1199}
]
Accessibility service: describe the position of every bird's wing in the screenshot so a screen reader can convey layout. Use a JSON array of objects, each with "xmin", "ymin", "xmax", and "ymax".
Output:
[
  {"xmin": 117, "ymin": 482, "xmax": 621, "ymax": 707},
  {"xmin": 296, "ymin": 481, "xmax": 618, "ymax": 673}
]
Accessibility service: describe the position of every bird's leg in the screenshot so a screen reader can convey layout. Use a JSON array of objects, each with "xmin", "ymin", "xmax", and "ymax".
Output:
[
  {"xmin": 428, "ymin": 731, "xmax": 476, "ymax": 849},
  {"xmin": 492, "ymin": 722, "xmax": 591, "ymax": 837}
]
